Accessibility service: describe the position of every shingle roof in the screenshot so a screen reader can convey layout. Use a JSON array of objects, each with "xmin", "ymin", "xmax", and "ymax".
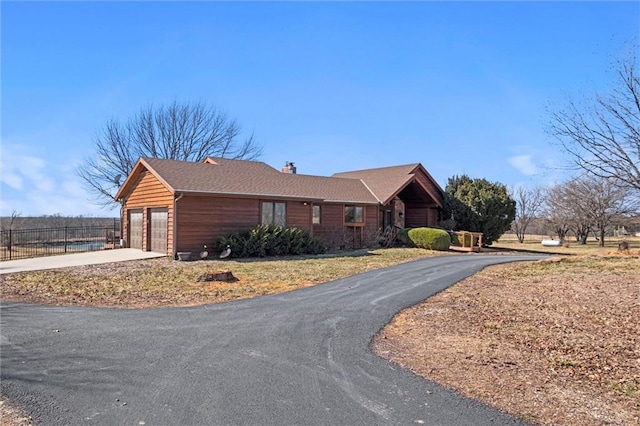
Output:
[
  {"xmin": 138, "ymin": 157, "xmax": 380, "ymax": 204},
  {"xmin": 332, "ymin": 164, "xmax": 422, "ymax": 204},
  {"xmin": 116, "ymin": 157, "xmax": 443, "ymax": 206}
]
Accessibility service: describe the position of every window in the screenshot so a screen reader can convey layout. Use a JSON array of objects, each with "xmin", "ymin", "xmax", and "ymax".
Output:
[
  {"xmin": 262, "ymin": 202, "xmax": 286, "ymax": 227},
  {"xmin": 312, "ymin": 205, "xmax": 321, "ymax": 224},
  {"xmin": 344, "ymin": 205, "xmax": 364, "ymax": 224}
]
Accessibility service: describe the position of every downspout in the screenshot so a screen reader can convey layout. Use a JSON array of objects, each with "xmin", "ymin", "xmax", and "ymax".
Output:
[{"xmin": 173, "ymin": 192, "xmax": 184, "ymax": 258}]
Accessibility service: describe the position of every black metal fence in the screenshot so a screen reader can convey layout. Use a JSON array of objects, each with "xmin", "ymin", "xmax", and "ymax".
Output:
[{"xmin": 1, "ymin": 220, "xmax": 122, "ymax": 261}]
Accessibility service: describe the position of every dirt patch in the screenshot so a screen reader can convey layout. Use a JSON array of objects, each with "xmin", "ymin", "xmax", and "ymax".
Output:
[
  {"xmin": 0, "ymin": 400, "xmax": 33, "ymax": 426},
  {"xmin": 373, "ymin": 254, "xmax": 640, "ymax": 425}
]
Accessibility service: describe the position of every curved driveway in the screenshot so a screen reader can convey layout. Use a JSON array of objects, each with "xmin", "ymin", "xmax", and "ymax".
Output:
[{"xmin": 1, "ymin": 254, "xmax": 545, "ymax": 425}]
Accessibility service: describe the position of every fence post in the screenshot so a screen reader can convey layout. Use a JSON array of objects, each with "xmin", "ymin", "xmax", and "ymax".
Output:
[
  {"xmin": 64, "ymin": 226, "xmax": 68, "ymax": 253},
  {"xmin": 8, "ymin": 229, "xmax": 12, "ymax": 260}
]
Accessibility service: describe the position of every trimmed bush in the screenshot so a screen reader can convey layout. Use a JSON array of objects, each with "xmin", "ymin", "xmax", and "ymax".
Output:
[
  {"xmin": 216, "ymin": 224, "xmax": 326, "ymax": 258},
  {"xmin": 407, "ymin": 227, "xmax": 451, "ymax": 251}
]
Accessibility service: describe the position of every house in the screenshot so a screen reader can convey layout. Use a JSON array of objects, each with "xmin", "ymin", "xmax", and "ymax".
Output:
[{"xmin": 114, "ymin": 157, "xmax": 444, "ymax": 256}]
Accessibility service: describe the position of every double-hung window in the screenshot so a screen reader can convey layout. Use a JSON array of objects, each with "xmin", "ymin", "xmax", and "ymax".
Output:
[{"xmin": 262, "ymin": 202, "xmax": 286, "ymax": 227}]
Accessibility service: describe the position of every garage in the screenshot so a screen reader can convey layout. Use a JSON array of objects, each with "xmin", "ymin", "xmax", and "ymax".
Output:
[
  {"xmin": 129, "ymin": 210, "xmax": 143, "ymax": 250},
  {"xmin": 149, "ymin": 208, "xmax": 168, "ymax": 254}
]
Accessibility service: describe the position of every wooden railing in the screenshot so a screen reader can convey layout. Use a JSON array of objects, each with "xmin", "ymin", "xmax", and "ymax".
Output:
[{"xmin": 450, "ymin": 231, "xmax": 483, "ymax": 252}]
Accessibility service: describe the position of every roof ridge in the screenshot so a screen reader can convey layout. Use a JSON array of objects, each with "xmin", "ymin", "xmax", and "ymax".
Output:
[
  {"xmin": 333, "ymin": 163, "xmax": 420, "ymax": 175},
  {"xmin": 358, "ymin": 178, "xmax": 382, "ymax": 203}
]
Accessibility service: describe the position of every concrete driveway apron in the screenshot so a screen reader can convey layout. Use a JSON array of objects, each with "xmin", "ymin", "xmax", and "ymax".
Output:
[{"xmin": 0, "ymin": 249, "xmax": 165, "ymax": 274}]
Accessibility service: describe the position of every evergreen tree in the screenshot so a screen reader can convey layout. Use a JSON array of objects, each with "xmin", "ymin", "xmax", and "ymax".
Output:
[{"xmin": 444, "ymin": 175, "xmax": 516, "ymax": 245}]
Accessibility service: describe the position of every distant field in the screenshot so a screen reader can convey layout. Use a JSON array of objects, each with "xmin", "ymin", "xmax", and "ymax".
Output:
[{"xmin": 494, "ymin": 235, "xmax": 640, "ymax": 256}]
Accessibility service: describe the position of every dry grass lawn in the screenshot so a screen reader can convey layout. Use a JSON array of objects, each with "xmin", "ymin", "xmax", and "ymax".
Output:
[
  {"xmin": 0, "ymin": 400, "xmax": 32, "ymax": 426},
  {"xmin": 2, "ymin": 241, "xmax": 639, "ymax": 425},
  {"xmin": 0, "ymin": 248, "xmax": 443, "ymax": 308},
  {"xmin": 373, "ymin": 252, "xmax": 640, "ymax": 425}
]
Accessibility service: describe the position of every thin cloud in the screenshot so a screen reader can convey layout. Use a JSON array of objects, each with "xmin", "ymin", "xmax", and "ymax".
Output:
[
  {"xmin": 508, "ymin": 155, "xmax": 537, "ymax": 176},
  {"xmin": 0, "ymin": 144, "xmax": 117, "ymax": 216}
]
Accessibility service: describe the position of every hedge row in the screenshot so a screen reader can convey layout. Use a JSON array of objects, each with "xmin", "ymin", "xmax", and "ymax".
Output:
[{"xmin": 216, "ymin": 224, "xmax": 326, "ymax": 258}]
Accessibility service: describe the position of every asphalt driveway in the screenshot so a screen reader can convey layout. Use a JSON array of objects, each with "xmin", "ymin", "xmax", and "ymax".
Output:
[{"xmin": 1, "ymin": 254, "xmax": 546, "ymax": 425}]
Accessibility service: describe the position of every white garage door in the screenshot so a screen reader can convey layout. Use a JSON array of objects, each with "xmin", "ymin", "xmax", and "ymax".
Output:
[
  {"xmin": 150, "ymin": 208, "xmax": 168, "ymax": 254},
  {"xmin": 129, "ymin": 210, "xmax": 143, "ymax": 250}
]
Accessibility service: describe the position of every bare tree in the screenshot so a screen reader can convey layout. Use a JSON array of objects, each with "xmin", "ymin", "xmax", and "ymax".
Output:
[
  {"xmin": 568, "ymin": 175, "xmax": 638, "ymax": 246},
  {"xmin": 548, "ymin": 49, "xmax": 640, "ymax": 193},
  {"xmin": 0, "ymin": 210, "xmax": 24, "ymax": 231},
  {"xmin": 543, "ymin": 180, "xmax": 592, "ymax": 244},
  {"xmin": 564, "ymin": 179, "xmax": 593, "ymax": 244},
  {"xmin": 0, "ymin": 210, "xmax": 23, "ymax": 252},
  {"xmin": 543, "ymin": 175, "xmax": 638, "ymax": 246},
  {"xmin": 511, "ymin": 185, "xmax": 545, "ymax": 243},
  {"xmin": 78, "ymin": 100, "xmax": 262, "ymax": 207},
  {"xmin": 542, "ymin": 184, "xmax": 571, "ymax": 243}
]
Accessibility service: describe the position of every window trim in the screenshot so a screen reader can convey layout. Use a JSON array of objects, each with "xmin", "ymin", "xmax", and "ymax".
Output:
[
  {"xmin": 344, "ymin": 205, "xmax": 365, "ymax": 226},
  {"xmin": 312, "ymin": 205, "xmax": 321, "ymax": 225},
  {"xmin": 261, "ymin": 201, "xmax": 287, "ymax": 227}
]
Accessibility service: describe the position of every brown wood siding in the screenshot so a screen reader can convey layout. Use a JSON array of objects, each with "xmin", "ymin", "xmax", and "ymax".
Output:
[
  {"xmin": 312, "ymin": 204, "xmax": 379, "ymax": 249},
  {"xmin": 405, "ymin": 204, "xmax": 440, "ymax": 228},
  {"xmin": 312, "ymin": 204, "xmax": 343, "ymax": 249},
  {"xmin": 125, "ymin": 171, "xmax": 174, "ymax": 208},
  {"xmin": 414, "ymin": 169, "xmax": 444, "ymax": 207},
  {"xmin": 175, "ymin": 197, "xmax": 316, "ymax": 253},
  {"xmin": 364, "ymin": 205, "xmax": 379, "ymax": 246},
  {"xmin": 121, "ymin": 170, "xmax": 174, "ymax": 255},
  {"xmin": 286, "ymin": 202, "xmax": 312, "ymax": 229},
  {"xmin": 175, "ymin": 195, "xmax": 261, "ymax": 253},
  {"xmin": 405, "ymin": 207, "xmax": 428, "ymax": 228},
  {"xmin": 427, "ymin": 207, "xmax": 438, "ymax": 226}
]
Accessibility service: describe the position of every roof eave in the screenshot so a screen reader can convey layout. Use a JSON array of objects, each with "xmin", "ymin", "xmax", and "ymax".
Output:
[
  {"xmin": 380, "ymin": 175, "xmax": 416, "ymax": 205},
  {"xmin": 322, "ymin": 199, "xmax": 380, "ymax": 205},
  {"xmin": 174, "ymin": 189, "xmax": 325, "ymax": 202},
  {"xmin": 172, "ymin": 190, "xmax": 378, "ymax": 204}
]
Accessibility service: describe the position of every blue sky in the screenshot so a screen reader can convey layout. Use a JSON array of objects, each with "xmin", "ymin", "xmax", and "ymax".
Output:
[{"xmin": 2, "ymin": 1, "xmax": 638, "ymax": 217}]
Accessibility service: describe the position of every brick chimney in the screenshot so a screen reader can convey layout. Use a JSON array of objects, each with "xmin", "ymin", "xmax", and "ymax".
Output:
[{"xmin": 282, "ymin": 161, "xmax": 297, "ymax": 174}]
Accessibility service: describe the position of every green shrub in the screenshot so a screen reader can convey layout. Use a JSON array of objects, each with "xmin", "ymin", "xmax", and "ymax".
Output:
[
  {"xmin": 396, "ymin": 228, "xmax": 414, "ymax": 247},
  {"xmin": 216, "ymin": 225, "xmax": 326, "ymax": 258},
  {"xmin": 407, "ymin": 227, "xmax": 451, "ymax": 251}
]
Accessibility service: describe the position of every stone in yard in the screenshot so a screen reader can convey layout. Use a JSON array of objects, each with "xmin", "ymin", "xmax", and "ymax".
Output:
[{"xmin": 197, "ymin": 270, "xmax": 237, "ymax": 282}]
